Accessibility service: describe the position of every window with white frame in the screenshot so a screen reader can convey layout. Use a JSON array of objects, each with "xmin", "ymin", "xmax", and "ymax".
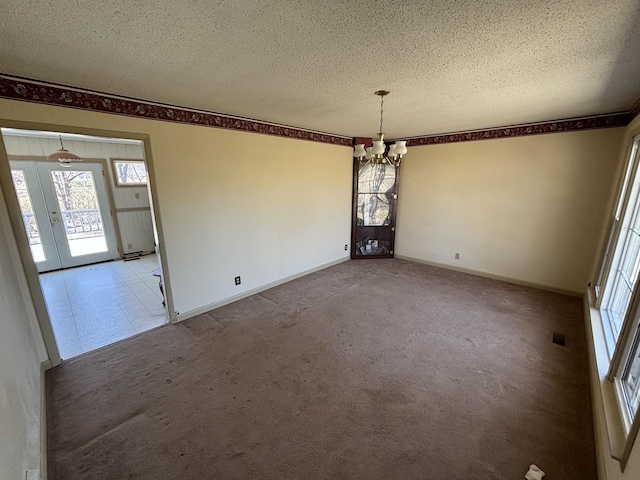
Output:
[
  {"xmin": 595, "ymin": 133, "xmax": 640, "ymax": 466},
  {"xmin": 111, "ymin": 159, "xmax": 147, "ymax": 186}
]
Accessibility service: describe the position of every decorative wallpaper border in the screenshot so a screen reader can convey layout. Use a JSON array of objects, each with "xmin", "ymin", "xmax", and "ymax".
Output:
[
  {"xmin": 0, "ymin": 75, "xmax": 638, "ymax": 148},
  {"xmin": 405, "ymin": 114, "xmax": 631, "ymax": 147},
  {"xmin": 0, "ymin": 76, "xmax": 352, "ymax": 146}
]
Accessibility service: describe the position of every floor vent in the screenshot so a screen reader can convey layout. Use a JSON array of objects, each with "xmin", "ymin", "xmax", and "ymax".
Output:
[{"xmin": 552, "ymin": 332, "xmax": 566, "ymax": 347}]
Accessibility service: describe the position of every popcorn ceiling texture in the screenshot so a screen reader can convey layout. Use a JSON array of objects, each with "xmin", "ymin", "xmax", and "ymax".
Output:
[{"xmin": 0, "ymin": 0, "xmax": 639, "ymax": 139}]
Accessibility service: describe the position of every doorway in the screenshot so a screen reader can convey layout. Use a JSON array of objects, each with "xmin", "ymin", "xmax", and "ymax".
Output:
[{"xmin": 1, "ymin": 127, "xmax": 169, "ymax": 359}]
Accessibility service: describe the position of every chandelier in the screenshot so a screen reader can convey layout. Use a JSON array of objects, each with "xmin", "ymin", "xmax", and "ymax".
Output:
[{"xmin": 353, "ymin": 90, "xmax": 407, "ymax": 167}]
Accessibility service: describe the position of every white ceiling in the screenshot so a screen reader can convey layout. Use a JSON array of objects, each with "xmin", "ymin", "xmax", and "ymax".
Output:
[{"xmin": 1, "ymin": 0, "xmax": 639, "ymax": 140}]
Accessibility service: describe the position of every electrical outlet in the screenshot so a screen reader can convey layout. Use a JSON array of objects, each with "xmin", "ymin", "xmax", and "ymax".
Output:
[
  {"xmin": 127, "ymin": 243, "xmax": 132, "ymax": 249},
  {"xmin": 455, "ymin": 253, "xmax": 460, "ymax": 260},
  {"xmin": 234, "ymin": 276, "xmax": 241, "ymax": 285},
  {"xmin": 344, "ymin": 244, "xmax": 348, "ymax": 251},
  {"xmin": 134, "ymin": 192, "xmax": 140, "ymax": 199}
]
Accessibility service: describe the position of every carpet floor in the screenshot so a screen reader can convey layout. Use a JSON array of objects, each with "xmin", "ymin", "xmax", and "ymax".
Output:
[{"xmin": 46, "ymin": 259, "xmax": 596, "ymax": 479}]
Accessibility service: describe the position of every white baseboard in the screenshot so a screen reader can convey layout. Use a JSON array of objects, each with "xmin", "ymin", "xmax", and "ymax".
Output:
[
  {"xmin": 176, "ymin": 256, "xmax": 350, "ymax": 322},
  {"xmin": 395, "ymin": 254, "xmax": 583, "ymax": 298}
]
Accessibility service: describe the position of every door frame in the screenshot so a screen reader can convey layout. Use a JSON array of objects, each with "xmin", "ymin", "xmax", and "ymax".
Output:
[{"xmin": 0, "ymin": 120, "xmax": 176, "ymax": 368}]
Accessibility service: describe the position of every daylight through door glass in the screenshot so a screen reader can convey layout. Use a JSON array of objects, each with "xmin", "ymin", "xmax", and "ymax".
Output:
[
  {"xmin": 11, "ymin": 169, "xmax": 46, "ymax": 262},
  {"xmin": 50, "ymin": 170, "xmax": 108, "ymax": 257}
]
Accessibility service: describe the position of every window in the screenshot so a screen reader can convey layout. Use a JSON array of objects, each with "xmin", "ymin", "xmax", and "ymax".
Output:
[
  {"xmin": 598, "ymin": 140, "xmax": 640, "ymax": 354},
  {"xmin": 111, "ymin": 160, "xmax": 147, "ymax": 186},
  {"xmin": 595, "ymin": 133, "xmax": 640, "ymax": 468}
]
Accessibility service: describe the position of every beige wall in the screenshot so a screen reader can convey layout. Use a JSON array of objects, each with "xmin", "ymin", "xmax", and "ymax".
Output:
[
  {"xmin": 0, "ymin": 178, "xmax": 46, "ymax": 479},
  {"xmin": 157, "ymin": 124, "xmax": 352, "ymax": 316},
  {"xmin": 0, "ymin": 99, "xmax": 353, "ymax": 319},
  {"xmin": 396, "ymin": 128, "xmax": 625, "ymax": 294}
]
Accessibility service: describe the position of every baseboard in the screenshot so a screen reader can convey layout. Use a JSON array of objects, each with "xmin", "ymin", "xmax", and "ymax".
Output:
[
  {"xmin": 176, "ymin": 256, "xmax": 350, "ymax": 322},
  {"xmin": 39, "ymin": 360, "xmax": 51, "ymax": 480},
  {"xmin": 395, "ymin": 255, "xmax": 583, "ymax": 298}
]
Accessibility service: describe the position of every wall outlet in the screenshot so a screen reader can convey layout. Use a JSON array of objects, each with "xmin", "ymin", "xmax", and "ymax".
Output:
[
  {"xmin": 344, "ymin": 244, "xmax": 348, "ymax": 251},
  {"xmin": 455, "ymin": 253, "xmax": 460, "ymax": 260},
  {"xmin": 134, "ymin": 192, "xmax": 140, "ymax": 199},
  {"xmin": 127, "ymin": 242, "xmax": 132, "ymax": 249},
  {"xmin": 234, "ymin": 276, "xmax": 241, "ymax": 285}
]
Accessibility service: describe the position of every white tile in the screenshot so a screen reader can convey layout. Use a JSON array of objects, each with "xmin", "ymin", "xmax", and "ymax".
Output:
[{"xmin": 40, "ymin": 254, "xmax": 168, "ymax": 359}]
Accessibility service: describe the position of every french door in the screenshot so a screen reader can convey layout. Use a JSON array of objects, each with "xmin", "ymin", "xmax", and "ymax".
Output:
[{"xmin": 10, "ymin": 160, "xmax": 119, "ymax": 272}]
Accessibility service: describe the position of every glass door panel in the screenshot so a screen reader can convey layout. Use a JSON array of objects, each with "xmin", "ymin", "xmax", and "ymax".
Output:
[
  {"xmin": 9, "ymin": 160, "xmax": 118, "ymax": 271},
  {"xmin": 49, "ymin": 169, "xmax": 108, "ymax": 257},
  {"xmin": 352, "ymin": 159, "xmax": 399, "ymax": 258},
  {"xmin": 37, "ymin": 162, "xmax": 118, "ymax": 269},
  {"xmin": 358, "ymin": 162, "xmax": 396, "ymax": 193},
  {"xmin": 12, "ymin": 170, "xmax": 45, "ymax": 261},
  {"xmin": 10, "ymin": 161, "xmax": 62, "ymax": 271},
  {"xmin": 356, "ymin": 193, "xmax": 393, "ymax": 226}
]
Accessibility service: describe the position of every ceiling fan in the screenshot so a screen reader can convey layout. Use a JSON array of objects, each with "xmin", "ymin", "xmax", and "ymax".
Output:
[{"xmin": 47, "ymin": 135, "xmax": 83, "ymax": 167}]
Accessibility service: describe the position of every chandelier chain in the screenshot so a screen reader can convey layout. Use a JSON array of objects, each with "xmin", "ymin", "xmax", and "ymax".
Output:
[{"xmin": 379, "ymin": 95, "xmax": 385, "ymax": 134}]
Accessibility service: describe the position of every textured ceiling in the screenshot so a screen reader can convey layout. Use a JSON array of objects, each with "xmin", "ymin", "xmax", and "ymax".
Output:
[{"xmin": 1, "ymin": 0, "xmax": 639, "ymax": 139}]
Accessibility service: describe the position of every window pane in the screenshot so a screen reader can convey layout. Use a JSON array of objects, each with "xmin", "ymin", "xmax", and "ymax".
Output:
[
  {"xmin": 607, "ymin": 272, "xmax": 633, "ymax": 339},
  {"xmin": 622, "ymin": 331, "xmax": 640, "ymax": 420},
  {"xmin": 601, "ymin": 139, "xmax": 640, "ymax": 349},
  {"xmin": 50, "ymin": 170, "xmax": 108, "ymax": 257},
  {"xmin": 114, "ymin": 161, "xmax": 147, "ymax": 185},
  {"xmin": 11, "ymin": 170, "xmax": 46, "ymax": 262}
]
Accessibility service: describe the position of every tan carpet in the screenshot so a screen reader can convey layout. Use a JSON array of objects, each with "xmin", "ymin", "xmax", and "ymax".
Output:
[{"xmin": 46, "ymin": 259, "xmax": 595, "ymax": 479}]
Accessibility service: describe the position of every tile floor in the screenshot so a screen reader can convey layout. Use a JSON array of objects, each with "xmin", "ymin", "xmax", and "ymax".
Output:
[{"xmin": 40, "ymin": 253, "xmax": 168, "ymax": 359}]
